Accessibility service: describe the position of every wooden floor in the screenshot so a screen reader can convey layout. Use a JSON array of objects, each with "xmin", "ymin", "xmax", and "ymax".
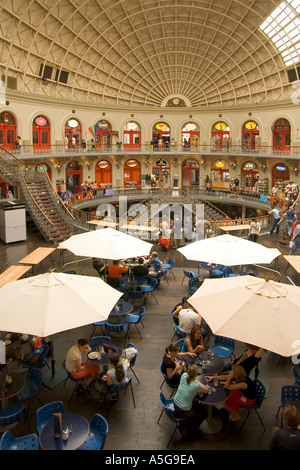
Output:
[{"xmin": 0, "ymin": 225, "xmax": 299, "ymax": 453}]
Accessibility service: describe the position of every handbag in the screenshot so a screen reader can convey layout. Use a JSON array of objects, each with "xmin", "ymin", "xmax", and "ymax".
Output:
[{"xmin": 289, "ymin": 240, "xmax": 294, "ymax": 248}]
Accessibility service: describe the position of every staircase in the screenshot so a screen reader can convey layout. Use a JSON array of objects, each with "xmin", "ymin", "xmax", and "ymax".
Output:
[{"xmin": 0, "ymin": 148, "xmax": 74, "ymax": 243}]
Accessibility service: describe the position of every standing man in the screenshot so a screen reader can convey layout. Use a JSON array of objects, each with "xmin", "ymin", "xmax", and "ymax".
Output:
[
  {"xmin": 248, "ymin": 218, "xmax": 261, "ymax": 242},
  {"xmin": 285, "ymin": 205, "xmax": 297, "ymax": 236},
  {"xmin": 269, "ymin": 205, "xmax": 281, "ymax": 235},
  {"xmin": 289, "ymin": 223, "xmax": 300, "ymax": 255}
]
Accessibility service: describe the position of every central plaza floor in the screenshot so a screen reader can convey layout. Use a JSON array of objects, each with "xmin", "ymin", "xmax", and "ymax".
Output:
[{"xmin": 0, "ymin": 228, "xmax": 299, "ymax": 452}]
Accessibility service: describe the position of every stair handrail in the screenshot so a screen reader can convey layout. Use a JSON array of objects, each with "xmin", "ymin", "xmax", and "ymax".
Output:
[
  {"xmin": 43, "ymin": 170, "xmax": 76, "ymax": 221},
  {"xmin": 0, "ymin": 146, "xmax": 54, "ymax": 226}
]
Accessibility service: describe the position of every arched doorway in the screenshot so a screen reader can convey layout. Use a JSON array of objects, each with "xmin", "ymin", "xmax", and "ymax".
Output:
[
  {"xmin": 273, "ymin": 118, "xmax": 291, "ymax": 153},
  {"xmin": 124, "ymin": 159, "xmax": 141, "ymax": 189},
  {"xmin": 272, "ymin": 162, "xmax": 290, "ymax": 187},
  {"xmin": 95, "ymin": 120, "xmax": 112, "ymax": 149},
  {"xmin": 211, "ymin": 160, "xmax": 229, "ymax": 182},
  {"xmin": 181, "ymin": 122, "xmax": 200, "ymax": 150},
  {"xmin": 211, "ymin": 122, "xmax": 230, "ymax": 151},
  {"xmin": 182, "ymin": 159, "xmax": 199, "ymax": 187},
  {"xmin": 36, "ymin": 163, "xmax": 52, "ymax": 180},
  {"xmin": 64, "ymin": 118, "xmax": 82, "ymax": 149},
  {"xmin": 66, "ymin": 161, "xmax": 82, "ymax": 194},
  {"xmin": 242, "ymin": 121, "xmax": 260, "ymax": 151},
  {"xmin": 152, "ymin": 122, "xmax": 171, "ymax": 150},
  {"xmin": 152, "ymin": 159, "xmax": 170, "ymax": 186},
  {"xmin": 0, "ymin": 111, "xmax": 17, "ymax": 150},
  {"xmin": 95, "ymin": 160, "xmax": 112, "ymax": 186},
  {"xmin": 241, "ymin": 162, "xmax": 259, "ymax": 190},
  {"xmin": 33, "ymin": 116, "xmax": 50, "ymax": 151},
  {"xmin": 123, "ymin": 122, "xmax": 141, "ymax": 150}
]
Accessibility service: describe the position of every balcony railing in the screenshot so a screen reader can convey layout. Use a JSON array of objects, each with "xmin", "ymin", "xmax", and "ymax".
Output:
[{"xmin": 1, "ymin": 144, "xmax": 299, "ymax": 158}]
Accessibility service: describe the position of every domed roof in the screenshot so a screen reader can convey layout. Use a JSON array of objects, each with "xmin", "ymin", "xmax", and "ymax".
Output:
[{"xmin": 0, "ymin": 0, "xmax": 299, "ymax": 107}]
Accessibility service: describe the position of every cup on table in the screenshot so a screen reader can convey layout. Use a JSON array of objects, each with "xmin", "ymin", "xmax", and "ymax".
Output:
[{"xmin": 213, "ymin": 376, "xmax": 219, "ymax": 387}]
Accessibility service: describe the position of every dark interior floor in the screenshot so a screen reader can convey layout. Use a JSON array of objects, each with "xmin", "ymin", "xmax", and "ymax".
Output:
[{"xmin": 0, "ymin": 226, "xmax": 299, "ymax": 454}]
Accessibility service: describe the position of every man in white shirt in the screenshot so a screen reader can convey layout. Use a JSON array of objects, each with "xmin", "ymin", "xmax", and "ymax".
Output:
[
  {"xmin": 172, "ymin": 302, "xmax": 201, "ymax": 333},
  {"xmin": 269, "ymin": 206, "xmax": 281, "ymax": 235}
]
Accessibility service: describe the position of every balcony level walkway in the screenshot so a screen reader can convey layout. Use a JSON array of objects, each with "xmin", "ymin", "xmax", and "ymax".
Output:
[{"xmin": 0, "ymin": 226, "xmax": 299, "ymax": 452}]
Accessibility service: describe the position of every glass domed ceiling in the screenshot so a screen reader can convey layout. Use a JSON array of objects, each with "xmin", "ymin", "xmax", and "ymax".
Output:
[{"xmin": 0, "ymin": 0, "xmax": 298, "ymax": 107}]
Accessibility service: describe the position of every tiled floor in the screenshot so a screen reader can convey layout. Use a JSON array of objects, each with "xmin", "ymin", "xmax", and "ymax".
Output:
[{"xmin": 0, "ymin": 228, "xmax": 299, "ymax": 451}]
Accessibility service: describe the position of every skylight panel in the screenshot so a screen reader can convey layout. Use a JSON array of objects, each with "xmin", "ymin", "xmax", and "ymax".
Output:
[{"xmin": 260, "ymin": 0, "xmax": 300, "ymax": 65}]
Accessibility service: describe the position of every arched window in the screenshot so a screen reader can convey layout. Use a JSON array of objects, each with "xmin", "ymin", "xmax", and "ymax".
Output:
[
  {"xmin": 211, "ymin": 122, "xmax": 230, "ymax": 151},
  {"xmin": 211, "ymin": 160, "xmax": 229, "ymax": 182},
  {"xmin": 33, "ymin": 116, "xmax": 50, "ymax": 151},
  {"xmin": 152, "ymin": 122, "xmax": 170, "ymax": 149},
  {"xmin": 124, "ymin": 159, "xmax": 141, "ymax": 189},
  {"xmin": 273, "ymin": 119, "xmax": 291, "ymax": 153},
  {"xmin": 0, "ymin": 111, "xmax": 17, "ymax": 150},
  {"xmin": 65, "ymin": 160, "xmax": 82, "ymax": 194},
  {"xmin": 181, "ymin": 122, "xmax": 200, "ymax": 150},
  {"xmin": 123, "ymin": 122, "xmax": 141, "ymax": 150},
  {"xmin": 182, "ymin": 159, "xmax": 199, "ymax": 187},
  {"xmin": 64, "ymin": 118, "xmax": 82, "ymax": 149},
  {"xmin": 241, "ymin": 162, "xmax": 259, "ymax": 189},
  {"xmin": 94, "ymin": 120, "xmax": 112, "ymax": 149},
  {"xmin": 95, "ymin": 160, "xmax": 112, "ymax": 186},
  {"xmin": 242, "ymin": 121, "xmax": 260, "ymax": 151}
]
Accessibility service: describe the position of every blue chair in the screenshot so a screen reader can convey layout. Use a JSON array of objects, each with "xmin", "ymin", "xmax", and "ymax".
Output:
[
  {"xmin": 128, "ymin": 290, "xmax": 145, "ymax": 306},
  {"xmin": 188, "ymin": 277, "xmax": 202, "ymax": 295},
  {"xmin": 105, "ymin": 322, "xmax": 128, "ymax": 343},
  {"xmin": 159, "ymin": 363, "xmax": 178, "ymax": 398},
  {"xmin": 136, "ymin": 306, "xmax": 146, "ymax": 328},
  {"xmin": 157, "ymin": 392, "xmax": 188, "ymax": 448},
  {"xmin": 17, "ymin": 367, "xmax": 44, "ymax": 430},
  {"xmin": 62, "ymin": 360, "xmax": 92, "ymax": 404},
  {"xmin": 209, "ymin": 266, "xmax": 224, "ymax": 278},
  {"xmin": 163, "ymin": 258, "xmax": 176, "ymax": 279},
  {"xmin": 155, "ymin": 269, "xmax": 169, "ymax": 286},
  {"xmin": 170, "ymin": 307, "xmax": 189, "ymax": 341},
  {"xmin": 22, "ymin": 344, "xmax": 50, "ymax": 369},
  {"xmin": 181, "ymin": 270, "xmax": 200, "ymax": 285},
  {"xmin": 99, "ymin": 377, "xmax": 136, "ymax": 408},
  {"xmin": 126, "ymin": 308, "xmax": 146, "ymax": 340},
  {"xmin": 124, "ymin": 342, "xmax": 140, "ymax": 384},
  {"xmin": 36, "ymin": 401, "xmax": 65, "ymax": 434},
  {"xmin": 90, "ymin": 320, "xmax": 106, "ymax": 338},
  {"xmin": 0, "ymin": 431, "xmax": 39, "ymax": 450},
  {"xmin": 221, "ymin": 266, "xmax": 239, "ymax": 278},
  {"xmin": 292, "ymin": 366, "xmax": 300, "ymax": 385},
  {"xmin": 239, "ymin": 379, "xmax": 266, "ymax": 432},
  {"xmin": 276, "ymin": 385, "xmax": 300, "ymax": 427},
  {"xmin": 140, "ymin": 278, "xmax": 158, "ymax": 304},
  {"xmin": 209, "ymin": 336, "xmax": 235, "ymax": 360},
  {"xmin": 176, "ymin": 338, "xmax": 185, "ymax": 352},
  {"xmin": 90, "ymin": 336, "xmax": 111, "ymax": 350},
  {"xmin": 79, "ymin": 414, "xmax": 109, "ymax": 450},
  {"xmin": 0, "ymin": 402, "xmax": 25, "ymax": 428}
]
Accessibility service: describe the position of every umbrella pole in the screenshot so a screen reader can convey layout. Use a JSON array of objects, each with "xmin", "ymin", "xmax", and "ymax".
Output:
[{"xmin": 50, "ymin": 336, "xmax": 55, "ymax": 378}]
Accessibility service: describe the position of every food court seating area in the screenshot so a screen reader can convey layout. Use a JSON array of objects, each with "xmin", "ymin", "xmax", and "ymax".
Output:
[{"xmin": 0, "ymin": 231, "xmax": 299, "ymax": 451}]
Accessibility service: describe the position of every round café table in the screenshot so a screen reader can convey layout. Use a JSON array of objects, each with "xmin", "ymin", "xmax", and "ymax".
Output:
[
  {"xmin": 182, "ymin": 351, "xmax": 224, "ymax": 376},
  {"xmin": 0, "ymin": 371, "xmax": 26, "ymax": 409},
  {"xmin": 109, "ymin": 299, "xmax": 133, "ymax": 323},
  {"xmin": 39, "ymin": 413, "xmax": 89, "ymax": 450},
  {"xmin": 196, "ymin": 374, "xmax": 229, "ymax": 434}
]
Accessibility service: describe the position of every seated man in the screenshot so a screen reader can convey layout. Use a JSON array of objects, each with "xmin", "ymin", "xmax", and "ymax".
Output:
[
  {"xmin": 172, "ymin": 300, "xmax": 201, "ymax": 334},
  {"xmin": 107, "ymin": 260, "xmax": 128, "ymax": 288},
  {"xmin": 148, "ymin": 252, "xmax": 163, "ymax": 277},
  {"xmin": 270, "ymin": 404, "xmax": 300, "ymax": 450},
  {"xmin": 131, "ymin": 258, "xmax": 149, "ymax": 278},
  {"xmin": 65, "ymin": 338, "xmax": 100, "ymax": 392}
]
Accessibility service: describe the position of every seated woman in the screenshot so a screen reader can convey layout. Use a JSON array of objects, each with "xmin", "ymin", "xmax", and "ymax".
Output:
[
  {"xmin": 208, "ymin": 365, "xmax": 257, "ymax": 422},
  {"xmin": 161, "ymin": 342, "xmax": 196, "ymax": 387},
  {"xmin": 102, "ymin": 352, "xmax": 128, "ymax": 401},
  {"xmin": 222, "ymin": 343, "xmax": 263, "ymax": 377},
  {"xmin": 174, "ymin": 364, "xmax": 208, "ymax": 438},
  {"xmin": 181, "ymin": 326, "xmax": 205, "ymax": 355},
  {"xmin": 65, "ymin": 338, "xmax": 100, "ymax": 391}
]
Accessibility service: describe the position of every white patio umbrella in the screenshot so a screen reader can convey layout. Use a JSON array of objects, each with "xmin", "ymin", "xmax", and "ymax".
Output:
[
  {"xmin": 177, "ymin": 234, "xmax": 279, "ymax": 266},
  {"xmin": 0, "ymin": 272, "xmax": 122, "ymax": 337},
  {"xmin": 188, "ymin": 275, "xmax": 300, "ymax": 357},
  {"xmin": 0, "ymin": 272, "xmax": 122, "ymax": 385},
  {"xmin": 59, "ymin": 227, "xmax": 153, "ymax": 260}
]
